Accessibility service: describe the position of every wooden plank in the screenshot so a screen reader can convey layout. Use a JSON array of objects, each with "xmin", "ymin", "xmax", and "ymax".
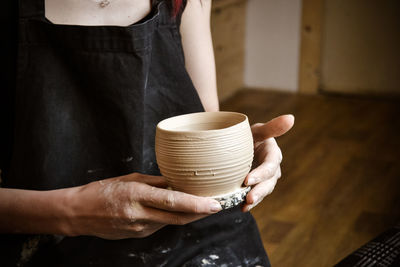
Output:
[
  {"xmin": 298, "ymin": 0, "xmax": 324, "ymax": 94},
  {"xmin": 211, "ymin": 0, "xmax": 247, "ymax": 101},
  {"xmin": 212, "ymin": 0, "xmax": 246, "ymax": 10}
]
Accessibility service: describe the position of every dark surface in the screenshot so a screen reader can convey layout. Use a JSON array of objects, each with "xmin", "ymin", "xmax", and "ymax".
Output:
[{"xmin": 335, "ymin": 223, "xmax": 400, "ymax": 266}]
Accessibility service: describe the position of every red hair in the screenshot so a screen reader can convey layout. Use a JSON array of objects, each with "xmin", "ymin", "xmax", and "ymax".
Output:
[{"xmin": 173, "ymin": 0, "xmax": 183, "ymax": 17}]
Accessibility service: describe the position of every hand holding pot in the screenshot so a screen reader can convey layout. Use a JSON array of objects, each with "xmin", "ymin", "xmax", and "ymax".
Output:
[
  {"xmin": 242, "ymin": 114, "xmax": 295, "ymax": 212},
  {"xmin": 66, "ymin": 173, "xmax": 222, "ymax": 239}
]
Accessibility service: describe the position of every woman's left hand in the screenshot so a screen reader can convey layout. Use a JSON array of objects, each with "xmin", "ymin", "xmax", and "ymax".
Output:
[{"xmin": 242, "ymin": 114, "xmax": 295, "ymax": 212}]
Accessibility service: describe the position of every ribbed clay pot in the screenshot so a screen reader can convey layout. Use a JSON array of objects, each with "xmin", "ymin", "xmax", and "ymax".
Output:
[{"xmin": 155, "ymin": 112, "xmax": 254, "ymax": 197}]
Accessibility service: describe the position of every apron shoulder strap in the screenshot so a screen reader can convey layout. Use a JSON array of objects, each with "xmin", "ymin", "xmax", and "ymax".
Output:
[{"xmin": 152, "ymin": 0, "xmax": 162, "ymax": 6}]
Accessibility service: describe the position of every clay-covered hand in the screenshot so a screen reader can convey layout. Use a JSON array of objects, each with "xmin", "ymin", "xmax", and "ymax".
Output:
[
  {"xmin": 65, "ymin": 173, "xmax": 222, "ymax": 239},
  {"xmin": 242, "ymin": 114, "xmax": 295, "ymax": 212}
]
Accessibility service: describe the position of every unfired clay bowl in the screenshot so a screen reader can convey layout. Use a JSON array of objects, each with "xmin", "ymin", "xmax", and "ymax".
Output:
[{"xmin": 155, "ymin": 112, "xmax": 254, "ymax": 206}]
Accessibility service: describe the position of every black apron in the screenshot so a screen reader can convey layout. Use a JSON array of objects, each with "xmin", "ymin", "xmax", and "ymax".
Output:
[{"xmin": 0, "ymin": 0, "xmax": 270, "ymax": 266}]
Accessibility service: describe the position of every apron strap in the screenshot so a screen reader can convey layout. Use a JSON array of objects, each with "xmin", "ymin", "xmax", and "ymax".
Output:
[
  {"xmin": 152, "ymin": 0, "xmax": 161, "ymax": 7},
  {"xmin": 19, "ymin": 0, "xmax": 44, "ymax": 19}
]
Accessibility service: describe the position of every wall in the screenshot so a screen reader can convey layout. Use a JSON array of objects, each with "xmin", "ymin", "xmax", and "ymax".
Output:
[
  {"xmin": 320, "ymin": 0, "xmax": 400, "ymax": 95},
  {"xmin": 244, "ymin": 0, "xmax": 302, "ymax": 92}
]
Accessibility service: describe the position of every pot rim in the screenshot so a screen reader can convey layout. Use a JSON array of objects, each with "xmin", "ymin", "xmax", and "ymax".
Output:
[{"xmin": 156, "ymin": 111, "xmax": 248, "ymax": 135}]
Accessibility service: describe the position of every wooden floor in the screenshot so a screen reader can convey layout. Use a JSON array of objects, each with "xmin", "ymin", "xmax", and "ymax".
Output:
[{"xmin": 221, "ymin": 89, "xmax": 400, "ymax": 267}]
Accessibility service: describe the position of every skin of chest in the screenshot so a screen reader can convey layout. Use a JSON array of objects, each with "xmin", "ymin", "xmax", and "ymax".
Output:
[{"xmin": 44, "ymin": 0, "xmax": 152, "ymax": 26}]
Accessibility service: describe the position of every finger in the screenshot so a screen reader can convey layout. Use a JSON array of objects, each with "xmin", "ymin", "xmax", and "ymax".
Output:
[
  {"xmin": 244, "ymin": 139, "xmax": 282, "ymax": 186},
  {"xmin": 119, "ymin": 173, "xmax": 168, "ymax": 188},
  {"xmin": 142, "ymin": 206, "xmax": 208, "ymax": 225},
  {"xmin": 248, "ymin": 167, "xmax": 281, "ymax": 204},
  {"xmin": 242, "ymin": 169, "xmax": 281, "ymax": 212},
  {"xmin": 251, "ymin": 114, "xmax": 294, "ymax": 142},
  {"xmin": 124, "ymin": 221, "xmax": 166, "ymax": 239},
  {"xmin": 136, "ymin": 183, "xmax": 222, "ymax": 214},
  {"xmin": 132, "ymin": 224, "xmax": 165, "ymax": 238},
  {"xmin": 106, "ymin": 222, "xmax": 166, "ymax": 240}
]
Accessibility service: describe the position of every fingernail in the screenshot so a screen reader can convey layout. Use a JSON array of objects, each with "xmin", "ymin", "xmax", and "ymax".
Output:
[
  {"xmin": 210, "ymin": 201, "xmax": 222, "ymax": 213},
  {"xmin": 247, "ymin": 177, "xmax": 257, "ymax": 185}
]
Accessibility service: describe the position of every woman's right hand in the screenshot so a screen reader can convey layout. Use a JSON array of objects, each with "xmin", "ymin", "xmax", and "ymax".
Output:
[{"xmin": 65, "ymin": 173, "xmax": 222, "ymax": 239}]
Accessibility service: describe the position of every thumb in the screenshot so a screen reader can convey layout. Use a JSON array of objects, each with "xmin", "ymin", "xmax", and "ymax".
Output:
[{"xmin": 251, "ymin": 114, "xmax": 295, "ymax": 142}]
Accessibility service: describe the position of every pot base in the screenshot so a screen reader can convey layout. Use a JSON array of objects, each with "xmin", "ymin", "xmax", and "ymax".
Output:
[{"xmin": 212, "ymin": 186, "xmax": 251, "ymax": 210}]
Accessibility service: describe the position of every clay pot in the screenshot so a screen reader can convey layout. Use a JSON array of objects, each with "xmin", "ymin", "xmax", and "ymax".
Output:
[{"xmin": 155, "ymin": 112, "xmax": 254, "ymax": 197}]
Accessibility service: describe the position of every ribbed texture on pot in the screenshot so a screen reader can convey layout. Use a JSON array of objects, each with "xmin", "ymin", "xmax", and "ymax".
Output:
[{"xmin": 155, "ymin": 112, "xmax": 254, "ymax": 197}]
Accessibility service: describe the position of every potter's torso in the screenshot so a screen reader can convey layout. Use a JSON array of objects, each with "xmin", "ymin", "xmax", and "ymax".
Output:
[{"xmin": 44, "ymin": 0, "xmax": 152, "ymax": 26}]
